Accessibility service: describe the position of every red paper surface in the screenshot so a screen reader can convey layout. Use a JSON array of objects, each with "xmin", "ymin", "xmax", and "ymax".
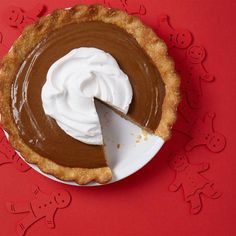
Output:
[{"xmin": 0, "ymin": 0, "xmax": 235, "ymax": 235}]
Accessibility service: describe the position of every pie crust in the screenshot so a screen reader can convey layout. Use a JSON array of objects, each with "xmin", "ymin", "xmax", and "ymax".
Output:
[{"xmin": 0, "ymin": 4, "xmax": 180, "ymax": 185}]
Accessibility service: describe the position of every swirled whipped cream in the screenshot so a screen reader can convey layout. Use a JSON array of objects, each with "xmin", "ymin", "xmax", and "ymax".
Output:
[{"xmin": 41, "ymin": 48, "xmax": 133, "ymax": 145}]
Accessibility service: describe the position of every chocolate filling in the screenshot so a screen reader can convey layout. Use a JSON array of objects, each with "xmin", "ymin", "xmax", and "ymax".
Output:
[{"xmin": 11, "ymin": 21, "xmax": 165, "ymax": 168}]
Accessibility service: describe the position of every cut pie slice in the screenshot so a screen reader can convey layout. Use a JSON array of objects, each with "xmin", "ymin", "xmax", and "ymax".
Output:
[{"xmin": 0, "ymin": 5, "xmax": 180, "ymax": 184}]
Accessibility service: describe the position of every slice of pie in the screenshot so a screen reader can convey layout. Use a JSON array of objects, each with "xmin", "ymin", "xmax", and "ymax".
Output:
[{"xmin": 0, "ymin": 5, "xmax": 180, "ymax": 185}]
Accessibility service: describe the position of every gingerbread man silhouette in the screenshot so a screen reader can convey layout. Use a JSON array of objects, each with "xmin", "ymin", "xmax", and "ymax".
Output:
[
  {"xmin": 6, "ymin": 186, "xmax": 71, "ymax": 236},
  {"xmin": 5, "ymin": 4, "xmax": 46, "ymax": 30},
  {"xmin": 156, "ymin": 15, "xmax": 215, "ymax": 109},
  {"xmin": 178, "ymin": 45, "xmax": 214, "ymax": 108},
  {"xmin": 185, "ymin": 45, "xmax": 214, "ymax": 81},
  {"xmin": 168, "ymin": 152, "xmax": 221, "ymax": 214},
  {"xmin": 0, "ymin": 136, "xmax": 30, "ymax": 172},
  {"xmin": 173, "ymin": 97, "xmax": 197, "ymax": 134},
  {"xmin": 185, "ymin": 112, "xmax": 226, "ymax": 153},
  {"xmin": 104, "ymin": 0, "xmax": 146, "ymax": 15},
  {"xmin": 156, "ymin": 14, "xmax": 192, "ymax": 49}
]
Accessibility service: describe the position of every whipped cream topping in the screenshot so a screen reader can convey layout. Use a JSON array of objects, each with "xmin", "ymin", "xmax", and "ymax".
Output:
[{"xmin": 41, "ymin": 48, "xmax": 133, "ymax": 145}]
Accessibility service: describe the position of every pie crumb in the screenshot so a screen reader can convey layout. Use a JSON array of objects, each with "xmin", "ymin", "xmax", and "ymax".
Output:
[
  {"xmin": 135, "ymin": 135, "xmax": 142, "ymax": 143},
  {"xmin": 141, "ymin": 129, "xmax": 149, "ymax": 141}
]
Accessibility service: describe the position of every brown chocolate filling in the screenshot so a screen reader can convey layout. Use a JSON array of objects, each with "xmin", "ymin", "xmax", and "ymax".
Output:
[{"xmin": 11, "ymin": 21, "xmax": 165, "ymax": 168}]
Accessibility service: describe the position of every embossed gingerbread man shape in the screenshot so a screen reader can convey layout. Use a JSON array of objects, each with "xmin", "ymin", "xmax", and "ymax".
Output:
[
  {"xmin": 168, "ymin": 152, "xmax": 221, "ymax": 214},
  {"xmin": 185, "ymin": 45, "xmax": 214, "ymax": 81},
  {"xmin": 156, "ymin": 14, "xmax": 193, "ymax": 49},
  {"xmin": 6, "ymin": 186, "xmax": 71, "ymax": 236},
  {"xmin": 104, "ymin": 0, "xmax": 146, "ymax": 15},
  {"xmin": 5, "ymin": 4, "xmax": 45, "ymax": 30},
  {"xmin": 179, "ymin": 45, "xmax": 215, "ymax": 108},
  {"xmin": 185, "ymin": 112, "xmax": 226, "ymax": 153},
  {"xmin": 0, "ymin": 136, "xmax": 30, "ymax": 172},
  {"xmin": 120, "ymin": 0, "xmax": 146, "ymax": 15}
]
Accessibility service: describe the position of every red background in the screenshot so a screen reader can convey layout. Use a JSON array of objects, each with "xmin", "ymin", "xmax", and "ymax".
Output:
[{"xmin": 0, "ymin": 0, "xmax": 236, "ymax": 235}]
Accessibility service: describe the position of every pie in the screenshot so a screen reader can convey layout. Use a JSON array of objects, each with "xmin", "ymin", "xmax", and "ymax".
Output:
[{"xmin": 0, "ymin": 5, "xmax": 180, "ymax": 185}]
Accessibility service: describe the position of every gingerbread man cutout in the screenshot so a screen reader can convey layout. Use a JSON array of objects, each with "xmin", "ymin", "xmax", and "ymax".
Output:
[
  {"xmin": 0, "ymin": 136, "xmax": 30, "ymax": 172},
  {"xmin": 104, "ymin": 0, "xmax": 146, "ymax": 16},
  {"xmin": 185, "ymin": 112, "xmax": 226, "ymax": 153},
  {"xmin": 185, "ymin": 45, "xmax": 214, "ymax": 82},
  {"xmin": 168, "ymin": 152, "xmax": 221, "ymax": 214},
  {"xmin": 156, "ymin": 14, "xmax": 193, "ymax": 49},
  {"xmin": 120, "ymin": 0, "xmax": 146, "ymax": 15},
  {"xmin": 178, "ymin": 45, "xmax": 215, "ymax": 109},
  {"xmin": 6, "ymin": 186, "xmax": 71, "ymax": 236},
  {"xmin": 5, "ymin": 4, "xmax": 46, "ymax": 31},
  {"xmin": 173, "ymin": 97, "xmax": 198, "ymax": 135},
  {"xmin": 156, "ymin": 15, "xmax": 214, "ymax": 109}
]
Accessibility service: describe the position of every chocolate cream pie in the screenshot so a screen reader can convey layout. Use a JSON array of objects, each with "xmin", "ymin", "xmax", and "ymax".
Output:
[{"xmin": 0, "ymin": 5, "xmax": 180, "ymax": 184}]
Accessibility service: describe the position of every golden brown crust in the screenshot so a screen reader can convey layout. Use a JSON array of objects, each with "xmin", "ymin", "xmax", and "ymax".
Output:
[{"xmin": 0, "ymin": 4, "xmax": 180, "ymax": 185}]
